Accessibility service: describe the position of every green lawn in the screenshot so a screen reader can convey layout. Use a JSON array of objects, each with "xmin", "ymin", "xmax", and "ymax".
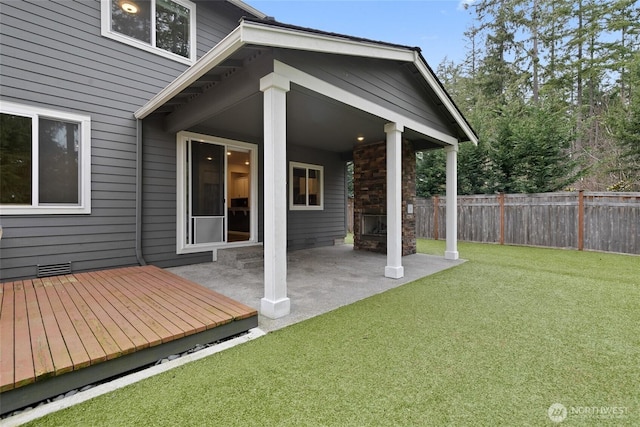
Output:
[{"xmin": 27, "ymin": 241, "xmax": 639, "ymax": 426}]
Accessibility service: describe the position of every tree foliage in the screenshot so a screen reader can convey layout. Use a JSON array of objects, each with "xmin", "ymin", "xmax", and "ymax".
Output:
[{"xmin": 418, "ymin": 0, "xmax": 640, "ymax": 195}]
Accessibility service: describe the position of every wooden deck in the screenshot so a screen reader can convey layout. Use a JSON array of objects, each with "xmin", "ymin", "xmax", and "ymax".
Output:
[{"xmin": 0, "ymin": 265, "xmax": 258, "ymax": 414}]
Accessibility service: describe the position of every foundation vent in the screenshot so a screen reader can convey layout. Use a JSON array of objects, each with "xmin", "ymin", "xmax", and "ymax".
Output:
[{"xmin": 37, "ymin": 262, "xmax": 72, "ymax": 278}]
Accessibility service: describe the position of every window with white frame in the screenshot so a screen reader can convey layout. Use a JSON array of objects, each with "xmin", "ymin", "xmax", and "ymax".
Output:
[
  {"xmin": 0, "ymin": 102, "xmax": 91, "ymax": 214},
  {"xmin": 289, "ymin": 162, "xmax": 323, "ymax": 210},
  {"xmin": 101, "ymin": 0, "xmax": 197, "ymax": 64}
]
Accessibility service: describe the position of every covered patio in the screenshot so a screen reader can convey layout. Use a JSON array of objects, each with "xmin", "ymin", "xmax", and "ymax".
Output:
[
  {"xmin": 136, "ymin": 18, "xmax": 477, "ymax": 321},
  {"xmin": 169, "ymin": 244, "xmax": 465, "ymax": 332}
]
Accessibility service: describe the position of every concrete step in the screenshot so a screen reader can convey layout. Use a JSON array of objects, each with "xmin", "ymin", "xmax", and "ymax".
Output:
[
  {"xmin": 237, "ymin": 258, "xmax": 264, "ymax": 269},
  {"xmin": 217, "ymin": 246, "xmax": 264, "ymax": 269}
]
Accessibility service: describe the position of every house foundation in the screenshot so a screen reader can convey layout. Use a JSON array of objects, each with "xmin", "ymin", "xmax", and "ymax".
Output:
[{"xmin": 353, "ymin": 140, "xmax": 416, "ymax": 256}]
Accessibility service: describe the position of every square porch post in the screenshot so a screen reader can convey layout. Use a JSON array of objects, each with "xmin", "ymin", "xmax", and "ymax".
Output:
[
  {"xmin": 445, "ymin": 144, "xmax": 459, "ymax": 260},
  {"xmin": 260, "ymin": 73, "xmax": 291, "ymax": 319},
  {"xmin": 384, "ymin": 122, "xmax": 404, "ymax": 279}
]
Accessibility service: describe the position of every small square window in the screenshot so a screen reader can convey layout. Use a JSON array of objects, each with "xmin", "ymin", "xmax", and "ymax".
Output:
[
  {"xmin": 0, "ymin": 102, "xmax": 91, "ymax": 215},
  {"xmin": 101, "ymin": 0, "xmax": 196, "ymax": 64},
  {"xmin": 290, "ymin": 162, "xmax": 323, "ymax": 210}
]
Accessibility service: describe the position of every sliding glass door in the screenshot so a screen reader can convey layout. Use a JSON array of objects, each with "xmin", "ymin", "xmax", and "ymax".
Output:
[{"xmin": 178, "ymin": 133, "xmax": 255, "ymax": 252}]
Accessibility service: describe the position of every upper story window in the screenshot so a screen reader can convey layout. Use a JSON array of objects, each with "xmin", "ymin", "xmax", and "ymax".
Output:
[
  {"xmin": 101, "ymin": 0, "xmax": 197, "ymax": 64},
  {"xmin": 0, "ymin": 102, "xmax": 91, "ymax": 215},
  {"xmin": 289, "ymin": 161, "xmax": 323, "ymax": 211}
]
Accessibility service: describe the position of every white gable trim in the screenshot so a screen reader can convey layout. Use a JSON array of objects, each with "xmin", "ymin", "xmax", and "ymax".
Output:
[
  {"xmin": 412, "ymin": 52, "xmax": 478, "ymax": 145},
  {"xmin": 274, "ymin": 60, "xmax": 458, "ymax": 146},
  {"xmin": 241, "ymin": 21, "xmax": 415, "ymax": 62}
]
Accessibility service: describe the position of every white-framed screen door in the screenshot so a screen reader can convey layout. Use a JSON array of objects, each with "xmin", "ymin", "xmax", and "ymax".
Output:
[{"xmin": 188, "ymin": 141, "xmax": 225, "ymax": 244}]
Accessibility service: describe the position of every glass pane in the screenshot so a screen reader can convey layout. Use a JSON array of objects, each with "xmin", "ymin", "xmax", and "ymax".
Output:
[
  {"xmin": 111, "ymin": 0, "xmax": 152, "ymax": 44},
  {"xmin": 292, "ymin": 167, "xmax": 306, "ymax": 205},
  {"xmin": 191, "ymin": 142, "xmax": 224, "ymax": 216},
  {"xmin": 0, "ymin": 113, "xmax": 32, "ymax": 204},
  {"xmin": 156, "ymin": 0, "xmax": 190, "ymax": 58},
  {"xmin": 39, "ymin": 119, "xmax": 79, "ymax": 204},
  {"xmin": 308, "ymin": 169, "xmax": 320, "ymax": 206}
]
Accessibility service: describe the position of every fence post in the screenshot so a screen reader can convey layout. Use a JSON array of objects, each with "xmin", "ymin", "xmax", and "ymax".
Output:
[
  {"xmin": 499, "ymin": 193, "xmax": 505, "ymax": 245},
  {"xmin": 578, "ymin": 190, "xmax": 584, "ymax": 251},
  {"xmin": 433, "ymin": 195, "xmax": 439, "ymax": 240}
]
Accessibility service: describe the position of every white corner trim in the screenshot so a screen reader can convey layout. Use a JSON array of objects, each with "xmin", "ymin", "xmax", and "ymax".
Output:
[
  {"xmin": 412, "ymin": 52, "xmax": 478, "ymax": 145},
  {"xmin": 274, "ymin": 60, "xmax": 459, "ymax": 145},
  {"xmin": 135, "ymin": 27, "xmax": 245, "ymax": 119}
]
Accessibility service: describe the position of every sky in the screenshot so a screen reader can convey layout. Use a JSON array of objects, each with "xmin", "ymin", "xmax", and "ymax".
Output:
[{"xmin": 245, "ymin": 0, "xmax": 476, "ymax": 67}]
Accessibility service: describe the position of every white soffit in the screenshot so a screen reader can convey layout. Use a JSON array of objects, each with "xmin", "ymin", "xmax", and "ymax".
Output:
[{"xmin": 134, "ymin": 27, "xmax": 245, "ymax": 119}]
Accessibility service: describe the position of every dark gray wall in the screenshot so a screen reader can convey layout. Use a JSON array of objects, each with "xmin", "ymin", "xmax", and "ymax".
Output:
[
  {"xmin": 276, "ymin": 49, "xmax": 458, "ymax": 138},
  {"xmin": 0, "ymin": 0, "xmax": 254, "ymax": 281},
  {"xmin": 286, "ymin": 144, "xmax": 347, "ymax": 250},
  {"xmin": 139, "ymin": 127, "xmax": 347, "ymax": 265}
]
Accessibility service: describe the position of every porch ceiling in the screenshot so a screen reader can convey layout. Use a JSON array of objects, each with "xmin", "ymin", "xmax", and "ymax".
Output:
[
  {"xmin": 149, "ymin": 46, "xmax": 445, "ymax": 154},
  {"xmin": 195, "ymin": 84, "xmax": 396, "ymax": 153}
]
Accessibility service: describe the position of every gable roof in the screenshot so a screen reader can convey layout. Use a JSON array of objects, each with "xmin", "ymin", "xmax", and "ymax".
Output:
[
  {"xmin": 227, "ymin": 0, "xmax": 268, "ymax": 20},
  {"xmin": 135, "ymin": 17, "xmax": 478, "ymax": 145}
]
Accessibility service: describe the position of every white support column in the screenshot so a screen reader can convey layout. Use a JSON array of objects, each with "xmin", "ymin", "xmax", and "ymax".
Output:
[
  {"xmin": 445, "ymin": 144, "xmax": 459, "ymax": 260},
  {"xmin": 384, "ymin": 122, "xmax": 404, "ymax": 279},
  {"xmin": 260, "ymin": 73, "xmax": 291, "ymax": 319}
]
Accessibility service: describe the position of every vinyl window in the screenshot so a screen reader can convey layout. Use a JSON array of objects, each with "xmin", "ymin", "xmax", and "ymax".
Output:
[{"xmin": 0, "ymin": 102, "xmax": 91, "ymax": 214}]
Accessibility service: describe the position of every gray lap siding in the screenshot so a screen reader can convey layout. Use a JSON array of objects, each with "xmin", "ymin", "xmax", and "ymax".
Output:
[{"xmin": 0, "ymin": 0, "xmax": 249, "ymax": 281}]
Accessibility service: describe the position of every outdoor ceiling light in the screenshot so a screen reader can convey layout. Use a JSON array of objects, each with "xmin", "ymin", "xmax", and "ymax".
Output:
[
  {"xmin": 119, "ymin": 0, "xmax": 139, "ymax": 14},
  {"xmin": 357, "ymin": 136, "xmax": 365, "ymax": 142}
]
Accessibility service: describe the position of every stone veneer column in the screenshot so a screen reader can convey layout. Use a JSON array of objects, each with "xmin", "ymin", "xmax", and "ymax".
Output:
[
  {"xmin": 353, "ymin": 140, "xmax": 417, "ymax": 256},
  {"xmin": 402, "ymin": 140, "xmax": 416, "ymax": 255}
]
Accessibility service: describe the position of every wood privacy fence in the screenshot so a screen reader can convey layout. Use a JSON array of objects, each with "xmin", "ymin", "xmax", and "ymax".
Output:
[{"xmin": 415, "ymin": 192, "xmax": 639, "ymax": 255}]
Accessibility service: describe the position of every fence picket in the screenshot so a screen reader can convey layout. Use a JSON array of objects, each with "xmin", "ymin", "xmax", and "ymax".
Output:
[{"xmin": 414, "ymin": 192, "xmax": 639, "ymax": 255}]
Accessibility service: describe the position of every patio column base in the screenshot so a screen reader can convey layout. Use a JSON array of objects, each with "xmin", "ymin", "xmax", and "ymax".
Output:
[
  {"xmin": 261, "ymin": 297, "xmax": 291, "ymax": 319},
  {"xmin": 445, "ymin": 251, "xmax": 459, "ymax": 260},
  {"xmin": 384, "ymin": 265, "xmax": 404, "ymax": 279}
]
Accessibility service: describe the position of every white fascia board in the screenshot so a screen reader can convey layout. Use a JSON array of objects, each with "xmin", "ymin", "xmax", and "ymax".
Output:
[
  {"xmin": 134, "ymin": 27, "xmax": 245, "ymax": 119},
  {"xmin": 227, "ymin": 0, "xmax": 268, "ymax": 19},
  {"xmin": 412, "ymin": 52, "xmax": 478, "ymax": 145},
  {"xmin": 274, "ymin": 60, "xmax": 458, "ymax": 146},
  {"xmin": 241, "ymin": 21, "xmax": 416, "ymax": 62}
]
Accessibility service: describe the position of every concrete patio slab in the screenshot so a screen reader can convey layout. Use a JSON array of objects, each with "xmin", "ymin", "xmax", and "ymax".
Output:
[{"xmin": 169, "ymin": 244, "xmax": 465, "ymax": 332}]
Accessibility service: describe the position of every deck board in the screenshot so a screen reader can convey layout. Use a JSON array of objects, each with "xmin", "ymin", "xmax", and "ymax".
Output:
[
  {"xmin": 78, "ymin": 272, "xmax": 150, "ymax": 351},
  {"xmin": 0, "ymin": 282, "xmax": 15, "ymax": 392},
  {"xmin": 0, "ymin": 265, "xmax": 258, "ymax": 404},
  {"xmin": 51, "ymin": 275, "xmax": 109, "ymax": 364},
  {"xmin": 33, "ymin": 279, "xmax": 74, "ymax": 377},
  {"xmin": 13, "ymin": 281, "xmax": 34, "ymax": 389},
  {"xmin": 24, "ymin": 280, "xmax": 55, "ymax": 381},
  {"xmin": 41, "ymin": 279, "xmax": 91, "ymax": 370}
]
